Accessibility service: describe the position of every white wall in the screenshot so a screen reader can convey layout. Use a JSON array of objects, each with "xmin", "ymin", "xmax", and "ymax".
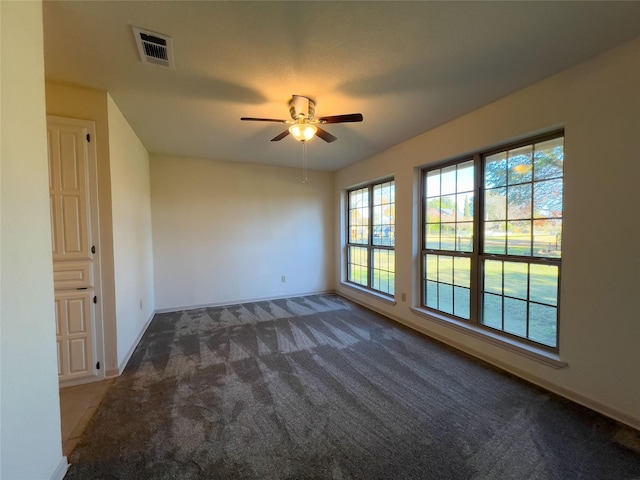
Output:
[
  {"xmin": 335, "ymin": 38, "xmax": 640, "ymax": 428},
  {"xmin": 107, "ymin": 95, "xmax": 155, "ymax": 370},
  {"xmin": 0, "ymin": 2, "xmax": 67, "ymax": 479},
  {"xmin": 151, "ymin": 155, "xmax": 334, "ymax": 310}
]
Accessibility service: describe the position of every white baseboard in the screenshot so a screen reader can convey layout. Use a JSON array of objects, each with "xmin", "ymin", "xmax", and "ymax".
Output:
[
  {"xmin": 50, "ymin": 457, "xmax": 68, "ymax": 480},
  {"xmin": 116, "ymin": 311, "xmax": 155, "ymax": 374},
  {"xmin": 154, "ymin": 290, "xmax": 333, "ymax": 314}
]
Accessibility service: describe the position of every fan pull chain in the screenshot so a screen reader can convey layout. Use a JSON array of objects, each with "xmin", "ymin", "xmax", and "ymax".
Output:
[{"xmin": 302, "ymin": 141, "xmax": 308, "ymax": 184}]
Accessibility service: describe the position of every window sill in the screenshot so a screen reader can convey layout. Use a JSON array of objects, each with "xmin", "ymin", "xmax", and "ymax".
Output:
[
  {"xmin": 340, "ymin": 282, "xmax": 397, "ymax": 306},
  {"xmin": 409, "ymin": 307, "xmax": 567, "ymax": 369}
]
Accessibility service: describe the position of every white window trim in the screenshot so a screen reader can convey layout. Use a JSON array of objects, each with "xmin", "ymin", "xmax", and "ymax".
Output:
[
  {"xmin": 410, "ymin": 306, "xmax": 567, "ymax": 368},
  {"xmin": 341, "ymin": 281, "xmax": 397, "ymax": 306}
]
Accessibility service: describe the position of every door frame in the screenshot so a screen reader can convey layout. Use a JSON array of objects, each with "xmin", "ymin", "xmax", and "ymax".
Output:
[{"xmin": 48, "ymin": 115, "xmax": 105, "ymax": 387}]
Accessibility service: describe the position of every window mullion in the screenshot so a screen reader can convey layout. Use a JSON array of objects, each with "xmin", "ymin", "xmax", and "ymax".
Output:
[
  {"xmin": 368, "ymin": 185, "xmax": 373, "ymax": 289},
  {"xmin": 471, "ymin": 153, "xmax": 482, "ymax": 325}
]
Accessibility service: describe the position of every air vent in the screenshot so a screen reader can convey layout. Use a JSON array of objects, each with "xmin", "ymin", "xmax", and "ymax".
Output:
[{"xmin": 132, "ymin": 26, "xmax": 174, "ymax": 68}]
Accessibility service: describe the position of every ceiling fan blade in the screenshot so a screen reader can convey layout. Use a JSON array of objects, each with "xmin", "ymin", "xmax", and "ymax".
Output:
[
  {"xmin": 315, "ymin": 127, "xmax": 337, "ymax": 143},
  {"xmin": 318, "ymin": 113, "xmax": 363, "ymax": 124},
  {"xmin": 241, "ymin": 117, "xmax": 287, "ymax": 123},
  {"xmin": 271, "ymin": 130, "xmax": 290, "ymax": 142}
]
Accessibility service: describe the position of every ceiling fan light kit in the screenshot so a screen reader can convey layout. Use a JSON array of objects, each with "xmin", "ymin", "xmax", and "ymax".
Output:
[
  {"xmin": 241, "ymin": 95, "xmax": 363, "ymax": 144},
  {"xmin": 289, "ymin": 122, "xmax": 318, "ymax": 142}
]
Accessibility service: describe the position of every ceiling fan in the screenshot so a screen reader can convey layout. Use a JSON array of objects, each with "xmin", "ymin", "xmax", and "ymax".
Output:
[{"xmin": 241, "ymin": 95, "xmax": 363, "ymax": 143}]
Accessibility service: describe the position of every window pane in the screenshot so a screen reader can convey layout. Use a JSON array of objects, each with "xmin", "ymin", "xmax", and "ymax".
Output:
[
  {"xmin": 349, "ymin": 204, "xmax": 369, "ymax": 244},
  {"xmin": 426, "ymin": 224, "xmax": 440, "ymax": 249},
  {"xmin": 483, "ymin": 293, "xmax": 502, "ymax": 329},
  {"xmin": 426, "ymin": 280, "xmax": 438, "ymax": 310},
  {"xmin": 482, "ymin": 257, "xmax": 558, "ymax": 345},
  {"xmin": 457, "ymin": 193, "xmax": 474, "ymax": 222},
  {"xmin": 534, "ymin": 138, "xmax": 564, "ymax": 181},
  {"xmin": 372, "ymin": 181, "xmax": 395, "ymax": 247},
  {"xmin": 424, "ymin": 253, "xmax": 469, "ymax": 320},
  {"xmin": 350, "ymin": 189, "xmax": 368, "ymax": 210},
  {"xmin": 349, "ymin": 211, "xmax": 360, "ymax": 243},
  {"xmin": 503, "ymin": 297, "xmax": 527, "ymax": 337},
  {"xmin": 424, "ymin": 161, "xmax": 475, "ymax": 258},
  {"xmin": 507, "ymin": 184, "xmax": 532, "ymax": 220},
  {"xmin": 529, "ymin": 303, "xmax": 557, "ymax": 347},
  {"xmin": 485, "ymin": 152, "xmax": 507, "ymax": 188},
  {"xmin": 453, "ymin": 256, "xmax": 471, "ymax": 288},
  {"xmin": 457, "ymin": 161, "xmax": 475, "ymax": 193},
  {"xmin": 454, "ymin": 286, "xmax": 470, "ymax": 319},
  {"xmin": 533, "ymin": 219, "xmax": 562, "ymax": 258},
  {"xmin": 529, "ymin": 264, "xmax": 558, "ymax": 306},
  {"xmin": 508, "ymin": 145, "xmax": 533, "ymax": 185},
  {"xmin": 386, "ymin": 226, "xmax": 395, "ymax": 247},
  {"xmin": 507, "ymin": 221, "xmax": 531, "ymax": 256},
  {"xmin": 372, "ymin": 248, "xmax": 395, "ymax": 295},
  {"xmin": 441, "ymin": 165, "xmax": 457, "ymax": 195},
  {"xmin": 348, "ymin": 246, "xmax": 368, "ymax": 286},
  {"xmin": 438, "ymin": 255, "xmax": 453, "ymax": 285},
  {"xmin": 441, "ymin": 194, "xmax": 456, "ymax": 222},
  {"xmin": 426, "ymin": 198, "xmax": 441, "ymax": 223},
  {"xmin": 441, "ymin": 224, "xmax": 456, "ymax": 251},
  {"xmin": 425, "ymin": 254, "xmax": 438, "ymax": 281},
  {"xmin": 484, "ymin": 260, "xmax": 502, "ymax": 295},
  {"xmin": 373, "ymin": 205, "xmax": 381, "ymax": 226},
  {"xmin": 426, "ymin": 170, "xmax": 441, "ymax": 197},
  {"xmin": 348, "ymin": 187, "xmax": 370, "ymax": 245},
  {"xmin": 373, "ymin": 184, "xmax": 381, "ymax": 205},
  {"xmin": 485, "ymin": 187, "xmax": 506, "ymax": 221},
  {"xmin": 484, "ymin": 221, "xmax": 506, "ymax": 254},
  {"xmin": 534, "ymin": 179, "xmax": 563, "ymax": 218},
  {"xmin": 456, "ymin": 222, "xmax": 473, "ymax": 252},
  {"xmin": 439, "ymin": 283, "xmax": 453, "ymax": 314},
  {"xmin": 503, "ymin": 262, "xmax": 528, "ymax": 300}
]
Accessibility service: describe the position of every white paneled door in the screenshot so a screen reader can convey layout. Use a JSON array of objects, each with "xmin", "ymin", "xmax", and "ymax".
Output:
[{"xmin": 48, "ymin": 116, "xmax": 103, "ymax": 384}]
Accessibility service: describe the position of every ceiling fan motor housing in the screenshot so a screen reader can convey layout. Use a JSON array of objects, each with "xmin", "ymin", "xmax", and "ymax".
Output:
[{"xmin": 289, "ymin": 95, "xmax": 315, "ymax": 120}]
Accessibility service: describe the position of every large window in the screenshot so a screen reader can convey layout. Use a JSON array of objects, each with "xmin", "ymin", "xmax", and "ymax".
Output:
[
  {"xmin": 347, "ymin": 179, "xmax": 395, "ymax": 296},
  {"xmin": 421, "ymin": 133, "xmax": 563, "ymax": 350}
]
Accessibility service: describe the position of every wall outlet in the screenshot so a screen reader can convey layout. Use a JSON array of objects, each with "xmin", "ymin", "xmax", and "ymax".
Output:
[
  {"xmin": 281, "ymin": 275, "xmax": 286, "ymax": 283},
  {"xmin": 401, "ymin": 292, "xmax": 406, "ymax": 302}
]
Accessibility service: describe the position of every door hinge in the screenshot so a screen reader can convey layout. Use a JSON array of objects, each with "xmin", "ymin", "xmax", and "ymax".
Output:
[
  {"xmin": 93, "ymin": 296, "xmax": 97, "ymax": 304},
  {"xmin": 86, "ymin": 133, "xmax": 91, "ymax": 142},
  {"xmin": 91, "ymin": 245, "xmax": 96, "ymax": 254},
  {"xmin": 96, "ymin": 361, "xmax": 100, "ymax": 370}
]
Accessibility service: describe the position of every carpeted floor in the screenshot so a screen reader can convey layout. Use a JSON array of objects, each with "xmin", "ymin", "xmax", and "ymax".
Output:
[{"xmin": 65, "ymin": 294, "xmax": 640, "ymax": 479}]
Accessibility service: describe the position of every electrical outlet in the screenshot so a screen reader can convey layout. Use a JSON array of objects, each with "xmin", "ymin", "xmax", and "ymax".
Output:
[
  {"xmin": 401, "ymin": 292, "xmax": 406, "ymax": 302},
  {"xmin": 281, "ymin": 275, "xmax": 286, "ymax": 283}
]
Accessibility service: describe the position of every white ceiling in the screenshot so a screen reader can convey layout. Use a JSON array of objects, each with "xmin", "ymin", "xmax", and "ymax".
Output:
[{"xmin": 43, "ymin": 1, "xmax": 640, "ymax": 171}]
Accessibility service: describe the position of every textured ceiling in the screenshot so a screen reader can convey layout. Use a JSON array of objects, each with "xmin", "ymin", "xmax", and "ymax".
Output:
[{"xmin": 43, "ymin": 1, "xmax": 640, "ymax": 171}]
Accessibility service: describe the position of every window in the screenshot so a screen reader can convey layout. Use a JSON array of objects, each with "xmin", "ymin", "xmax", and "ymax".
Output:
[
  {"xmin": 347, "ymin": 179, "xmax": 395, "ymax": 296},
  {"xmin": 424, "ymin": 160, "xmax": 474, "ymax": 319},
  {"xmin": 421, "ymin": 133, "xmax": 563, "ymax": 350}
]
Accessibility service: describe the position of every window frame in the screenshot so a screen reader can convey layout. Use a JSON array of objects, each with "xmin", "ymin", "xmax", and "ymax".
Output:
[
  {"xmin": 420, "ymin": 131, "xmax": 563, "ymax": 352},
  {"xmin": 346, "ymin": 178, "xmax": 396, "ymax": 297}
]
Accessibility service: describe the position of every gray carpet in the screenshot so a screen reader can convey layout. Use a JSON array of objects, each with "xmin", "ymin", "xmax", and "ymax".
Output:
[{"xmin": 65, "ymin": 294, "xmax": 640, "ymax": 479}]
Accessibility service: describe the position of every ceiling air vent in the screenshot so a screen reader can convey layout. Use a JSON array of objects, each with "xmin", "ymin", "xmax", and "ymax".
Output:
[{"xmin": 132, "ymin": 26, "xmax": 174, "ymax": 68}]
